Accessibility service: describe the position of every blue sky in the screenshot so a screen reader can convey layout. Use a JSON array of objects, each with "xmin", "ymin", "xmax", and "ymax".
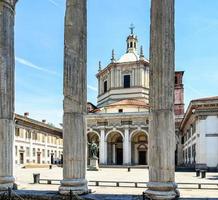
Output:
[{"xmin": 15, "ymin": 0, "xmax": 218, "ymax": 126}]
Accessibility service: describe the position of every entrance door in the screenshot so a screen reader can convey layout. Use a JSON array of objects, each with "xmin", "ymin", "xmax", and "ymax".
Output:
[
  {"xmin": 138, "ymin": 151, "xmax": 146, "ymax": 165},
  {"xmin": 20, "ymin": 153, "xmax": 24, "ymax": 164},
  {"xmin": 116, "ymin": 148, "xmax": 123, "ymax": 165},
  {"xmin": 61, "ymin": 154, "xmax": 63, "ymax": 164},
  {"xmin": 51, "ymin": 154, "xmax": 54, "ymax": 164},
  {"xmin": 37, "ymin": 152, "xmax": 41, "ymax": 164}
]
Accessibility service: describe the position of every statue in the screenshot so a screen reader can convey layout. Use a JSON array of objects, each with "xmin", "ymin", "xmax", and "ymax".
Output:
[{"xmin": 88, "ymin": 141, "xmax": 99, "ymax": 160}]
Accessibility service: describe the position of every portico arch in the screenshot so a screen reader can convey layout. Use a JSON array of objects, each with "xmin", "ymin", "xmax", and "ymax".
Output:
[
  {"xmin": 106, "ymin": 131, "xmax": 124, "ymax": 165},
  {"xmin": 130, "ymin": 129, "xmax": 148, "ymax": 165},
  {"xmin": 87, "ymin": 130, "xmax": 100, "ymax": 140},
  {"xmin": 105, "ymin": 129, "xmax": 124, "ymax": 141},
  {"xmin": 130, "ymin": 129, "xmax": 149, "ymax": 140}
]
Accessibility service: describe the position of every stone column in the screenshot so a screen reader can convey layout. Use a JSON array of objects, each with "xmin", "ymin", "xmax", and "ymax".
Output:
[
  {"xmin": 99, "ymin": 129, "xmax": 105, "ymax": 164},
  {"xmin": 123, "ymin": 127, "xmax": 130, "ymax": 165},
  {"xmin": 104, "ymin": 136, "xmax": 108, "ymax": 164},
  {"xmin": 111, "ymin": 68, "xmax": 114, "ymax": 88},
  {"xmin": 59, "ymin": 0, "xmax": 88, "ymax": 195},
  {"xmin": 145, "ymin": 0, "xmax": 179, "ymax": 199},
  {"xmin": 0, "ymin": 0, "xmax": 17, "ymax": 191},
  {"xmin": 112, "ymin": 144, "xmax": 116, "ymax": 164}
]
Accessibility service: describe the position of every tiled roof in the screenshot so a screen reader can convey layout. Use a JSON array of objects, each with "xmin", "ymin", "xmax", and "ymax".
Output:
[
  {"xmin": 192, "ymin": 96, "xmax": 218, "ymax": 102},
  {"xmin": 106, "ymin": 99, "xmax": 149, "ymax": 107}
]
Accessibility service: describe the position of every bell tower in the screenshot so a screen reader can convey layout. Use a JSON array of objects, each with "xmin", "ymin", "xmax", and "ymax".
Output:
[{"xmin": 126, "ymin": 24, "xmax": 138, "ymax": 53}]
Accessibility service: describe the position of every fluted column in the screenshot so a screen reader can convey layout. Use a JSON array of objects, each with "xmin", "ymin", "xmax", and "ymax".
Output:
[
  {"xmin": 0, "ymin": 0, "xmax": 17, "ymax": 191},
  {"xmin": 123, "ymin": 127, "xmax": 130, "ymax": 165},
  {"xmin": 99, "ymin": 129, "xmax": 105, "ymax": 164},
  {"xmin": 59, "ymin": 0, "xmax": 88, "ymax": 195},
  {"xmin": 145, "ymin": 0, "xmax": 179, "ymax": 199}
]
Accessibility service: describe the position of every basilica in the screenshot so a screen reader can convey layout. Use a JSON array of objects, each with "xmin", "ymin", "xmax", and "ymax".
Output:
[
  {"xmin": 86, "ymin": 29, "xmax": 184, "ymax": 166},
  {"xmin": 12, "ymin": 29, "xmax": 218, "ymax": 170}
]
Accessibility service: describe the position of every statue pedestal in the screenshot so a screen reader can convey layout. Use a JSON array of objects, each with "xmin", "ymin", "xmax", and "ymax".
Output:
[{"xmin": 89, "ymin": 158, "xmax": 99, "ymax": 171}]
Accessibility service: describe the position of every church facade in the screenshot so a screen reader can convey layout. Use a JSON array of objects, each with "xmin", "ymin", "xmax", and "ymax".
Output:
[{"xmin": 86, "ymin": 29, "xmax": 184, "ymax": 166}]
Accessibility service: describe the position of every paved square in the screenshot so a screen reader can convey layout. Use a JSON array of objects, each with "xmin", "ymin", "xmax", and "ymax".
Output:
[{"xmin": 14, "ymin": 166, "xmax": 218, "ymax": 198}]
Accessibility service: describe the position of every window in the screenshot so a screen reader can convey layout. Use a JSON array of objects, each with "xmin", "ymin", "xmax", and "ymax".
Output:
[
  {"xmin": 192, "ymin": 144, "xmax": 196, "ymax": 163},
  {"xmin": 47, "ymin": 150, "xmax": 50, "ymax": 157},
  {"xmin": 192, "ymin": 123, "xmax": 196, "ymax": 134},
  {"xmin": 15, "ymin": 146, "xmax": 18, "ymax": 156},
  {"xmin": 47, "ymin": 136, "xmax": 50, "ymax": 143},
  {"xmin": 42, "ymin": 134, "xmax": 45, "ymax": 143},
  {"xmin": 26, "ymin": 131, "xmax": 31, "ymax": 139},
  {"xmin": 26, "ymin": 147, "xmax": 30, "ymax": 157},
  {"xmin": 104, "ymin": 80, "xmax": 107, "ymax": 93},
  {"xmin": 118, "ymin": 109, "xmax": 123, "ymax": 113},
  {"xmin": 37, "ymin": 133, "xmax": 40, "ymax": 141},
  {"xmin": 32, "ymin": 132, "xmax": 37, "ymax": 140},
  {"xmin": 188, "ymin": 147, "xmax": 191, "ymax": 163},
  {"xmin": 20, "ymin": 129, "xmax": 24, "ymax": 138},
  {"xmin": 42, "ymin": 149, "xmax": 45, "ymax": 158},
  {"xmin": 124, "ymin": 75, "xmax": 130, "ymax": 88},
  {"xmin": 15, "ymin": 128, "xmax": 20, "ymax": 137},
  {"xmin": 130, "ymin": 42, "xmax": 133, "ymax": 48},
  {"xmin": 33, "ymin": 148, "xmax": 36, "ymax": 157}
]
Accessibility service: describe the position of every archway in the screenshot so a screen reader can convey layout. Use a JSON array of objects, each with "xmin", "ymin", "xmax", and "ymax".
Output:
[
  {"xmin": 106, "ymin": 131, "xmax": 123, "ymax": 165},
  {"xmin": 131, "ymin": 130, "xmax": 148, "ymax": 165},
  {"xmin": 87, "ymin": 131, "xmax": 100, "ymax": 165}
]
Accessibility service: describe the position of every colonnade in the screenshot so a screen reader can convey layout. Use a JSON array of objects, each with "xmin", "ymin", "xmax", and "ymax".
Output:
[
  {"xmin": 0, "ymin": 0, "xmax": 177, "ymax": 199},
  {"xmin": 88, "ymin": 129, "xmax": 148, "ymax": 165}
]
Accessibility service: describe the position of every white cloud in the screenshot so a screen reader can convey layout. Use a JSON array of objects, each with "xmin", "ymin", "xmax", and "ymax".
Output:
[
  {"xmin": 48, "ymin": 0, "xmax": 59, "ymax": 7},
  {"xmin": 186, "ymin": 85, "xmax": 202, "ymax": 96},
  {"xmin": 88, "ymin": 85, "xmax": 97, "ymax": 92},
  {"xmin": 15, "ymin": 56, "xmax": 58, "ymax": 76}
]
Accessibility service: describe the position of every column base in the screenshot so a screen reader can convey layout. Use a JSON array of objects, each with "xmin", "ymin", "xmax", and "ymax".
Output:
[
  {"xmin": 59, "ymin": 178, "xmax": 88, "ymax": 195},
  {"xmin": 144, "ymin": 182, "xmax": 179, "ymax": 200},
  {"xmin": 0, "ymin": 176, "xmax": 15, "ymax": 191}
]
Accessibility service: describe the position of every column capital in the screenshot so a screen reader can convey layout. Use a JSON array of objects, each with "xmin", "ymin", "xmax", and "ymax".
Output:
[
  {"xmin": 123, "ymin": 125, "xmax": 130, "ymax": 130},
  {"xmin": 0, "ymin": 0, "xmax": 18, "ymax": 10},
  {"xmin": 99, "ymin": 127, "xmax": 105, "ymax": 132}
]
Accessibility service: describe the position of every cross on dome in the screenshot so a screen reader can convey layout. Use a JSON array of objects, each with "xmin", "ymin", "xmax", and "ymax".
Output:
[{"xmin": 130, "ymin": 23, "xmax": 135, "ymax": 35}]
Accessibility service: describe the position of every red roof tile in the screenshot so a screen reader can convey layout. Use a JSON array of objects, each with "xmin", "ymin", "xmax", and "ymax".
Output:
[
  {"xmin": 106, "ymin": 99, "xmax": 149, "ymax": 107},
  {"xmin": 192, "ymin": 96, "xmax": 218, "ymax": 102}
]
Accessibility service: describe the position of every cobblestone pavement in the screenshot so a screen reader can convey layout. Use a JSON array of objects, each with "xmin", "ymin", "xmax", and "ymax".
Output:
[{"xmin": 14, "ymin": 166, "xmax": 218, "ymax": 199}]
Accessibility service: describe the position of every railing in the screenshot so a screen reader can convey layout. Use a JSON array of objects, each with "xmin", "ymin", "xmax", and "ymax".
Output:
[
  {"xmin": 0, "ymin": 188, "xmax": 25, "ymax": 200},
  {"xmin": 38, "ymin": 179, "xmax": 218, "ymax": 190},
  {"xmin": 0, "ymin": 187, "xmax": 83, "ymax": 200}
]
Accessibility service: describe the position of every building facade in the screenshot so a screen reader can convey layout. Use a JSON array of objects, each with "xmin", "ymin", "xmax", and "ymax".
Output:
[
  {"xmin": 14, "ymin": 113, "xmax": 63, "ymax": 165},
  {"xmin": 180, "ymin": 97, "xmax": 218, "ymax": 170},
  {"xmin": 87, "ymin": 29, "xmax": 184, "ymax": 166}
]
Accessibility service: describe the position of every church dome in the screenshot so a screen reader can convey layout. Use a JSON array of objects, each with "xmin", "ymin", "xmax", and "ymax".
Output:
[{"xmin": 117, "ymin": 52, "xmax": 139, "ymax": 63}]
